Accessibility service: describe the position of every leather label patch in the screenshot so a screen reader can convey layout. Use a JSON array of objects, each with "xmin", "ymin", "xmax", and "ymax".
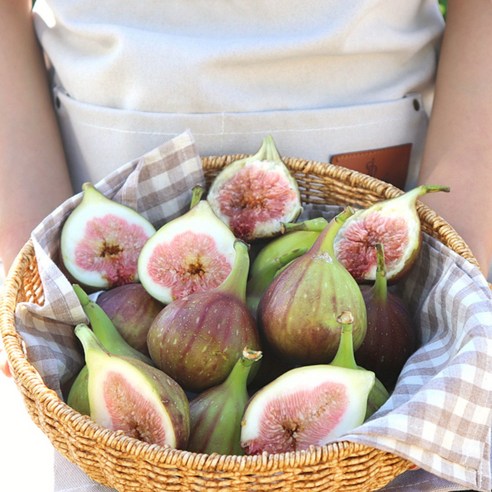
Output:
[{"xmin": 331, "ymin": 143, "xmax": 412, "ymax": 189}]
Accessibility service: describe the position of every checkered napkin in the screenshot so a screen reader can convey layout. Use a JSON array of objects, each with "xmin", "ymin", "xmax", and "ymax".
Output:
[{"xmin": 12, "ymin": 137, "xmax": 492, "ymax": 492}]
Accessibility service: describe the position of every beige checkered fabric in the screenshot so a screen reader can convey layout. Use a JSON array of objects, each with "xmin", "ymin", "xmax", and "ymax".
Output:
[{"xmin": 13, "ymin": 137, "xmax": 492, "ymax": 491}]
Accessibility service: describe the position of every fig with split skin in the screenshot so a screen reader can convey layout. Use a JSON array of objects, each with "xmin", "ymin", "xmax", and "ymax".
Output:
[
  {"xmin": 138, "ymin": 186, "xmax": 236, "ymax": 305},
  {"xmin": 355, "ymin": 243, "xmax": 417, "ymax": 389},
  {"xmin": 74, "ymin": 323, "xmax": 190, "ymax": 449},
  {"xmin": 147, "ymin": 240, "xmax": 261, "ymax": 392},
  {"xmin": 207, "ymin": 135, "xmax": 303, "ymax": 242},
  {"xmin": 258, "ymin": 208, "xmax": 367, "ymax": 365},
  {"xmin": 187, "ymin": 348, "xmax": 263, "ymax": 455},
  {"xmin": 96, "ymin": 283, "xmax": 163, "ymax": 356},
  {"xmin": 240, "ymin": 312, "xmax": 378, "ymax": 455},
  {"xmin": 60, "ymin": 182, "xmax": 156, "ymax": 289},
  {"xmin": 333, "ymin": 184, "xmax": 450, "ymax": 282}
]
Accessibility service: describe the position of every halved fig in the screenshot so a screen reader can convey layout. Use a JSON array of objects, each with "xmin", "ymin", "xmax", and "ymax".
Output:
[
  {"xmin": 60, "ymin": 183, "xmax": 156, "ymax": 289},
  {"xmin": 333, "ymin": 185, "xmax": 450, "ymax": 282},
  {"xmin": 138, "ymin": 187, "xmax": 236, "ymax": 304},
  {"xmin": 207, "ymin": 135, "xmax": 302, "ymax": 242},
  {"xmin": 75, "ymin": 323, "xmax": 190, "ymax": 449}
]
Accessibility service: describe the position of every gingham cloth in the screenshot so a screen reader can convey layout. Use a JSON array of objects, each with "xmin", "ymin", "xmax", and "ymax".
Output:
[{"xmin": 13, "ymin": 132, "xmax": 492, "ymax": 492}]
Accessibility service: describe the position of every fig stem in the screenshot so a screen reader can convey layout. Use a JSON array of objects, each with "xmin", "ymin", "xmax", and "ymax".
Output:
[
  {"xmin": 72, "ymin": 284, "xmax": 153, "ymax": 365},
  {"xmin": 314, "ymin": 207, "xmax": 354, "ymax": 257},
  {"xmin": 400, "ymin": 184, "xmax": 450, "ymax": 205},
  {"xmin": 331, "ymin": 311, "xmax": 358, "ymax": 370},
  {"xmin": 373, "ymin": 243, "xmax": 388, "ymax": 301},
  {"xmin": 262, "ymin": 135, "xmax": 282, "ymax": 162},
  {"xmin": 224, "ymin": 349, "xmax": 263, "ymax": 390},
  {"xmin": 190, "ymin": 185, "xmax": 205, "ymax": 209},
  {"xmin": 74, "ymin": 322, "xmax": 110, "ymax": 363},
  {"xmin": 281, "ymin": 217, "xmax": 328, "ymax": 234},
  {"xmin": 217, "ymin": 240, "xmax": 250, "ymax": 300}
]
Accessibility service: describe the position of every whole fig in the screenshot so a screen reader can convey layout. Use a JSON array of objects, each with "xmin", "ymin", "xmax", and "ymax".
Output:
[{"xmin": 258, "ymin": 208, "xmax": 367, "ymax": 365}]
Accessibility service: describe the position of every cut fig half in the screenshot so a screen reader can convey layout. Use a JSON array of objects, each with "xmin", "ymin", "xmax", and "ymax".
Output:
[
  {"xmin": 138, "ymin": 192, "xmax": 236, "ymax": 304},
  {"xmin": 60, "ymin": 183, "xmax": 156, "ymax": 289},
  {"xmin": 240, "ymin": 364, "xmax": 374, "ymax": 454},
  {"xmin": 333, "ymin": 185, "xmax": 450, "ymax": 282},
  {"xmin": 75, "ymin": 323, "xmax": 190, "ymax": 449},
  {"xmin": 207, "ymin": 136, "xmax": 302, "ymax": 241}
]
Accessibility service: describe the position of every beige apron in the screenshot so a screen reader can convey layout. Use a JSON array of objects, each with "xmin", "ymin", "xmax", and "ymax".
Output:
[{"xmin": 33, "ymin": 0, "xmax": 444, "ymax": 191}]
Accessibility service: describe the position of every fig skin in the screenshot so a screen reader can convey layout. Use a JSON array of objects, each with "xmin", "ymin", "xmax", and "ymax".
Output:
[
  {"xmin": 147, "ymin": 241, "xmax": 261, "ymax": 392},
  {"xmin": 61, "ymin": 182, "xmax": 156, "ymax": 289},
  {"xmin": 207, "ymin": 135, "xmax": 302, "ymax": 242},
  {"xmin": 333, "ymin": 185, "xmax": 450, "ymax": 283},
  {"xmin": 96, "ymin": 283, "xmax": 163, "ymax": 356},
  {"xmin": 187, "ymin": 348, "xmax": 262, "ymax": 455},
  {"xmin": 258, "ymin": 208, "xmax": 367, "ymax": 365},
  {"xmin": 355, "ymin": 244, "xmax": 417, "ymax": 389},
  {"xmin": 75, "ymin": 323, "xmax": 190, "ymax": 449}
]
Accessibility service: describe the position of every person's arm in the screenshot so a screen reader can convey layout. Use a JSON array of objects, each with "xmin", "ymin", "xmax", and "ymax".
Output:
[
  {"xmin": 0, "ymin": 1, "xmax": 73, "ymax": 272},
  {"xmin": 418, "ymin": 0, "xmax": 492, "ymax": 277}
]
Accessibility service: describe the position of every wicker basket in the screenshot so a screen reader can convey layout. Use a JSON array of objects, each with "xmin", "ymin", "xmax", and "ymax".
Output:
[{"xmin": 0, "ymin": 155, "xmax": 480, "ymax": 492}]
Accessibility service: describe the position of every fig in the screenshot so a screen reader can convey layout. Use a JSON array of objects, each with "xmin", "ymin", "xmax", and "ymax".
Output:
[
  {"xmin": 240, "ymin": 312, "xmax": 375, "ymax": 455},
  {"xmin": 258, "ymin": 208, "xmax": 367, "ymax": 365},
  {"xmin": 96, "ymin": 283, "xmax": 163, "ymax": 355},
  {"xmin": 355, "ymin": 244, "xmax": 417, "ymax": 389},
  {"xmin": 74, "ymin": 323, "xmax": 190, "ymax": 449},
  {"xmin": 60, "ymin": 182, "xmax": 156, "ymax": 289},
  {"xmin": 333, "ymin": 184, "xmax": 450, "ymax": 282},
  {"xmin": 207, "ymin": 135, "xmax": 302, "ymax": 242},
  {"xmin": 138, "ymin": 186, "xmax": 236, "ymax": 304},
  {"xmin": 147, "ymin": 240, "xmax": 261, "ymax": 392},
  {"xmin": 67, "ymin": 284, "xmax": 154, "ymax": 415},
  {"xmin": 187, "ymin": 348, "xmax": 263, "ymax": 455}
]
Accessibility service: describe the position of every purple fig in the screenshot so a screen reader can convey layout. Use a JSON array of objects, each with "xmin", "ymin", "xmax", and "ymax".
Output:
[
  {"xmin": 240, "ymin": 312, "xmax": 375, "ymax": 454},
  {"xmin": 333, "ymin": 185, "xmax": 450, "ymax": 282},
  {"xmin": 61, "ymin": 182, "xmax": 156, "ymax": 289},
  {"xmin": 74, "ymin": 323, "xmax": 190, "ymax": 449},
  {"xmin": 96, "ymin": 283, "xmax": 163, "ymax": 356},
  {"xmin": 147, "ymin": 240, "xmax": 261, "ymax": 392},
  {"xmin": 188, "ymin": 348, "xmax": 262, "ymax": 455},
  {"xmin": 258, "ymin": 208, "xmax": 367, "ymax": 365},
  {"xmin": 207, "ymin": 135, "xmax": 302, "ymax": 242},
  {"xmin": 138, "ymin": 186, "xmax": 236, "ymax": 304},
  {"xmin": 355, "ymin": 243, "xmax": 417, "ymax": 389}
]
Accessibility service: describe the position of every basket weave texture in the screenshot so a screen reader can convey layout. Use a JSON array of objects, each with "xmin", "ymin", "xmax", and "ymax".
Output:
[{"xmin": 0, "ymin": 155, "xmax": 479, "ymax": 492}]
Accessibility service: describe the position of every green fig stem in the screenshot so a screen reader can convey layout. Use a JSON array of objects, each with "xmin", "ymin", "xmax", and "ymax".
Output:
[
  {"xmin": 260, "ymin": 135, "xmax": 281, "ymax": 162},
  {"xmin": 373, "ymin": 243, "xmax": 388, "ymax": 301},
  {"xmin": 73, "ymin": 284, "xmax": 153, "ymax": 365},
  {"xmin": 281, "ymin": 217, "xmax": 328, "ymax": 234},
  {"xmin": 190, "ymin": 185, "xmax": 205, "ymax": 209},
  {"xmin": 330, "ymin": 311, "xmax": 358, "ymax": 370},
  {"xmin": 225, "ymin": 348, "xmax": 263, "ymax": 389},
  {"xmin": 217, "ymin": 240, "xmax": 250, "ymax": 300},
  {"xmin": 401, "ymin": 184, "xmax": 450, "ymax": 204},
  {"xmin": 315, "ymin": 207, "xmax": 355, "ymax": 257},
  {"xmin": 74, "ymin": 322, "xmax": 109, "ymax": 363}
]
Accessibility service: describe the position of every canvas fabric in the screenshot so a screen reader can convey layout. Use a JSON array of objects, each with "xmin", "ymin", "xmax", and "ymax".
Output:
[{"xmin": 11, "ymin": 132, "xmax": 492, "ymax": 492}]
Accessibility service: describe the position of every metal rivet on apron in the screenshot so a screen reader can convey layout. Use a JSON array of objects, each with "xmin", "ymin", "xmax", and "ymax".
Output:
[{"xmin": 412, "ymin": 99, "xmax": 421, "ymax": 111}]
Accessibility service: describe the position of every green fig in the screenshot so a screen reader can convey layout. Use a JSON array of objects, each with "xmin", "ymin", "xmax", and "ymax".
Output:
[
  {"xmin": 188, "ymin": 348, "xmax": 263, "ymax": 455},
  {"xmin": 74, "ymin": 323, "xmax": 190, "ymax": 449},
  {"xmin": 207, "ymin": 135, "xmax": 302, "ymax": 242},
  {"xmin": 333, "ymin": 184, "xmax": 450, "ymax": 282},
  {"xmin": 60, "ymin": 182, "xmax": 156, "ymax": 289},
  {"xmin": 258, "ymin": 208, "xmax": 367, "ymax": 364}
]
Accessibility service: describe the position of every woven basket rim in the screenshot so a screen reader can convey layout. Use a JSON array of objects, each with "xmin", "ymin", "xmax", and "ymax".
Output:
[{"xmin": 1, "ymin": 154, "xmax": 480, "ymax": 490}]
